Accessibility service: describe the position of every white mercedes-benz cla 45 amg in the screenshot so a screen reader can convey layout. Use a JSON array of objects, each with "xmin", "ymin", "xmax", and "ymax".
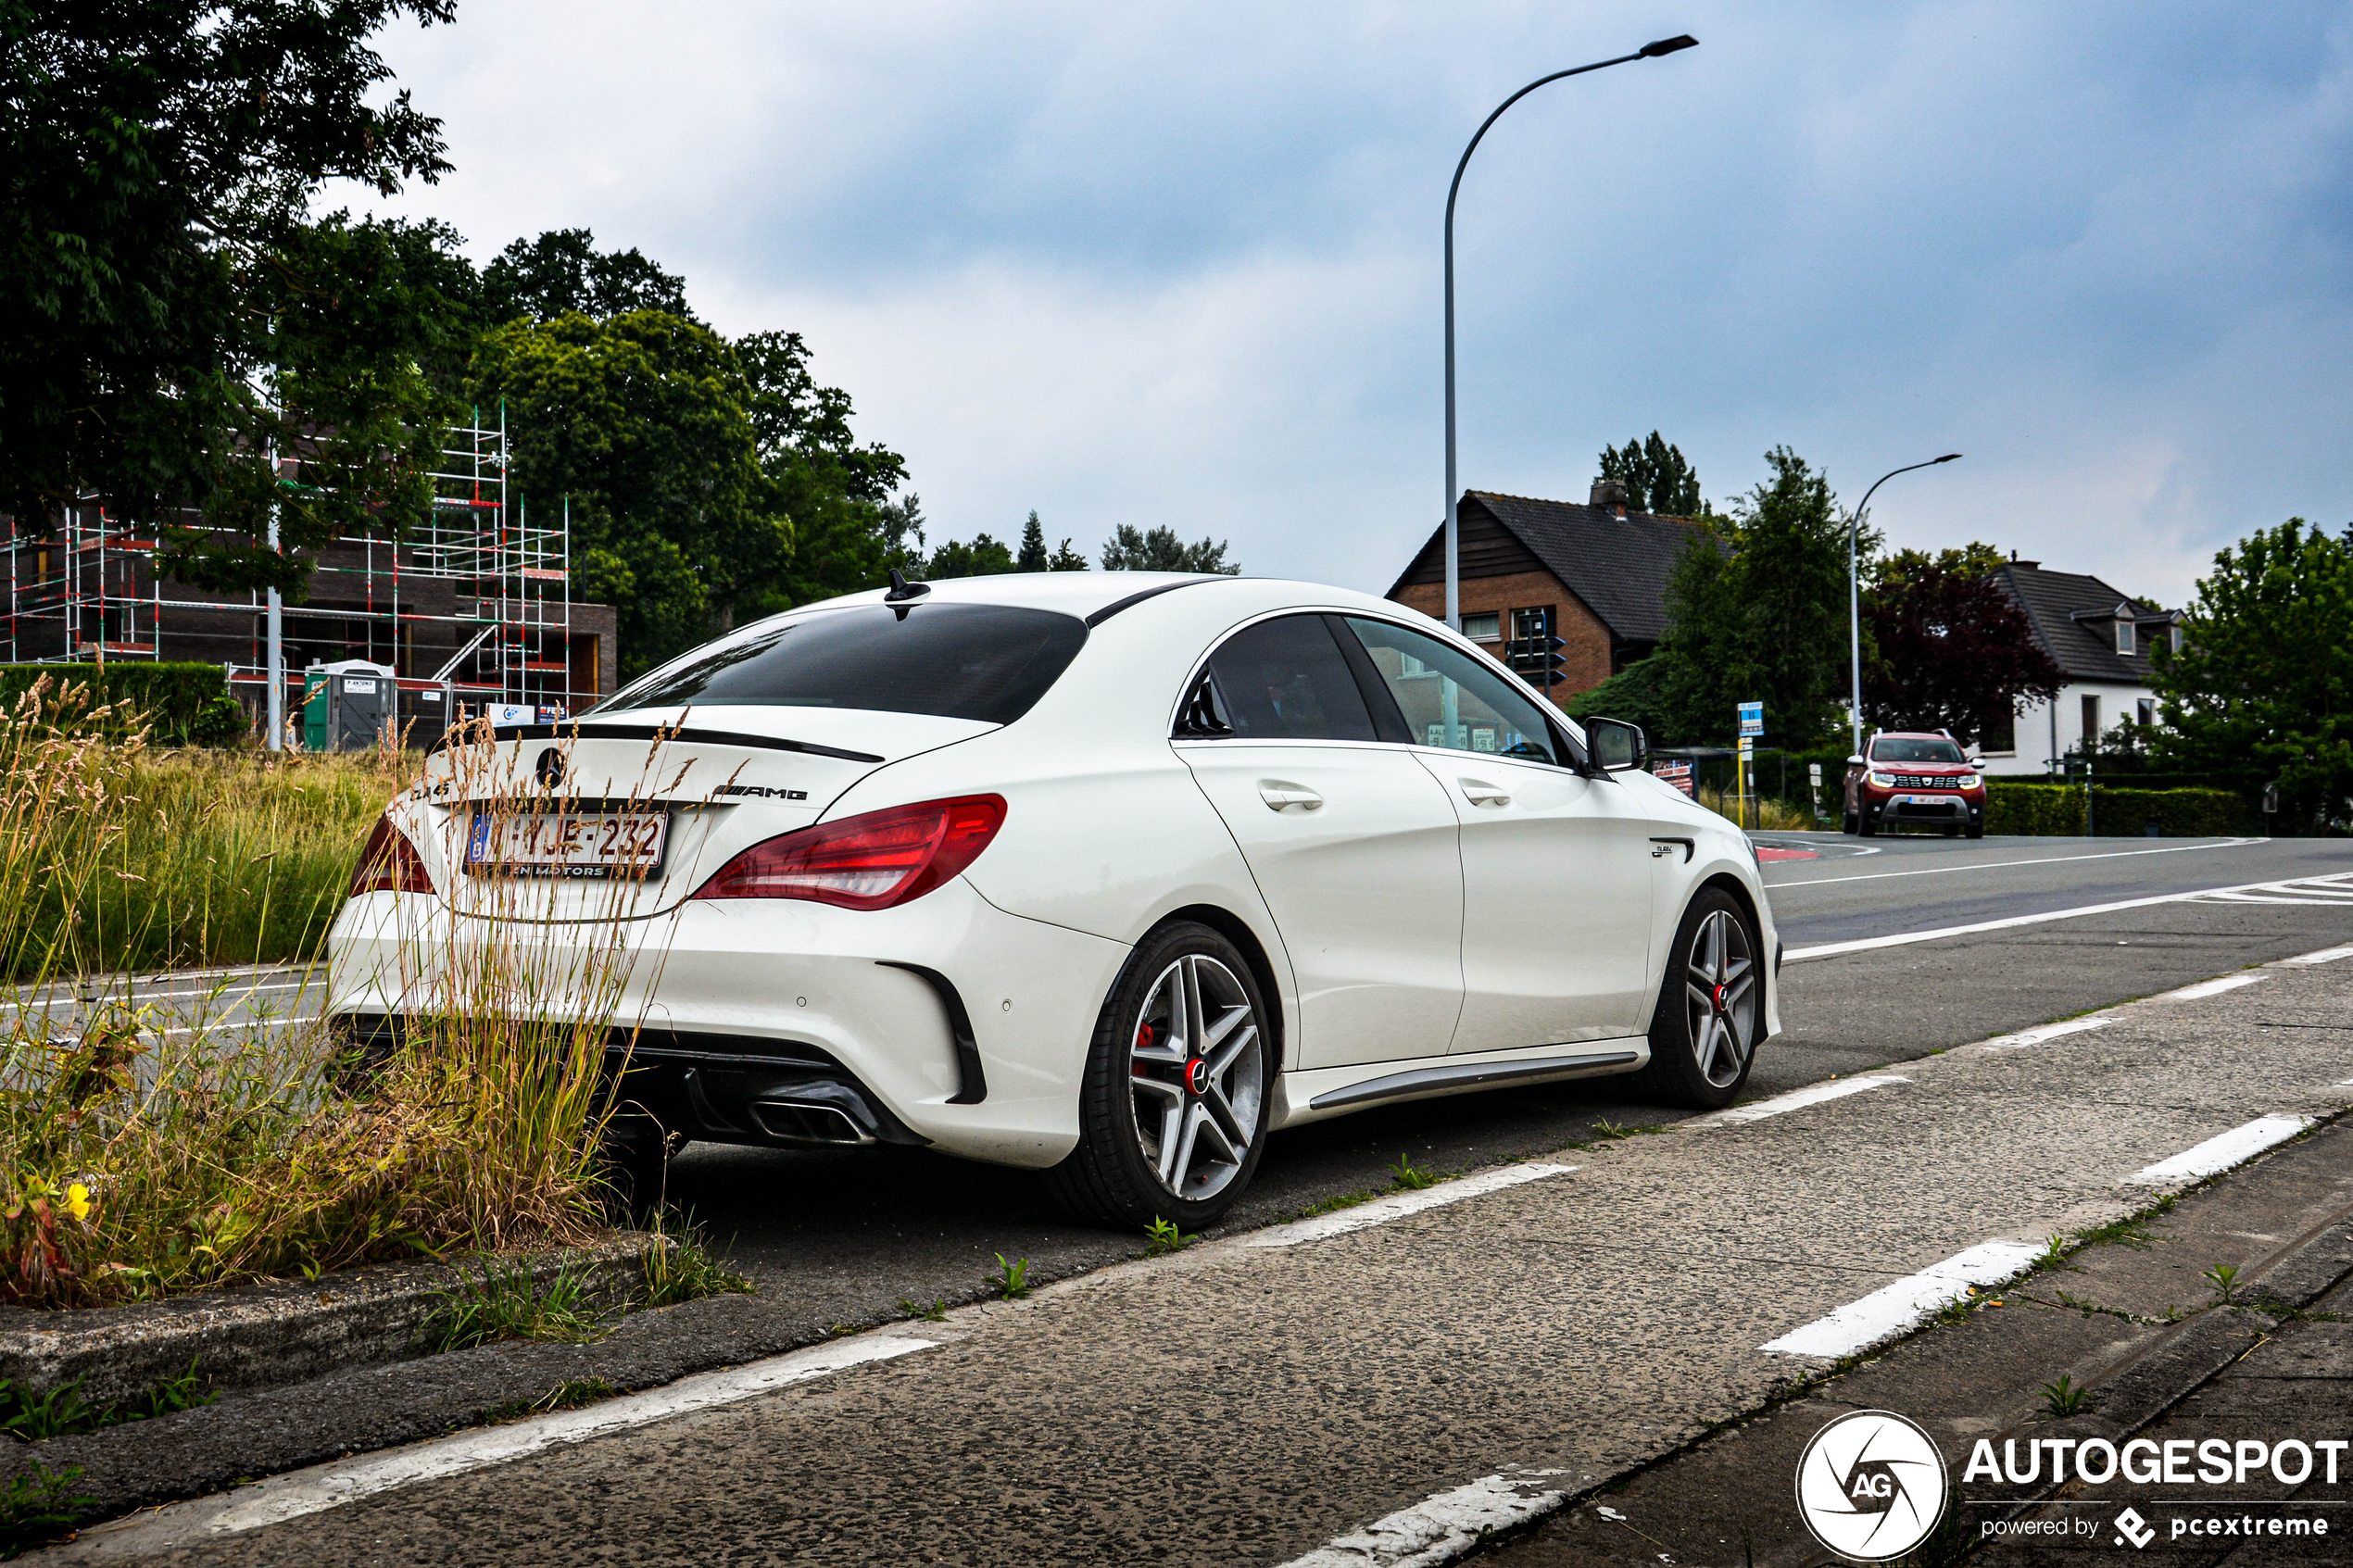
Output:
[{"xmin": 328, "ymin": 571, "xmax": 1780, "ymax": 1228}]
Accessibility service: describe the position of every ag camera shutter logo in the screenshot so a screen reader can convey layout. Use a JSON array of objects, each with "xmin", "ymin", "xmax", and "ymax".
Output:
[{"xmin": 1795, "ymin": 1410, "xmax": 1949, "ymax": 1562}]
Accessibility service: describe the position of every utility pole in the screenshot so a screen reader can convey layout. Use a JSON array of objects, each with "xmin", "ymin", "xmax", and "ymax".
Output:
[{"xmin": 266, "ymin": 433, "xmax": 283, "ymax": 751}]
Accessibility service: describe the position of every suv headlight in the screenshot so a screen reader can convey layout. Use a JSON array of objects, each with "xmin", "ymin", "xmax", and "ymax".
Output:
[
  {"xmin": 1867, "ymin": 771, "xmax": 1897, "ymax": 788},
  {"xmin": 1956, "ymin": 773, "xmax": 1982, "ymax": 789}
]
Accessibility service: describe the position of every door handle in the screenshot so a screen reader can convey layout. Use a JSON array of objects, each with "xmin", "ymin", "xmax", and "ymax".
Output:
[
  {"xmin": 1458, "ymin": 778, "xmax": 1511, "ymax": 808},
  {"xmin": 1257, "ymin": 782, "xmax": 1323, "ymax": 812}
]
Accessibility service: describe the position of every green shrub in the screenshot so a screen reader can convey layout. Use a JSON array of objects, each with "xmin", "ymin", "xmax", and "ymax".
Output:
[
  {"xmin": 0, "ymin": 664, "xmax": 242, "ymax": 747},
  {"xmin": 1986, "ymin": 784, "xmax": 2247, "ymax": 836}
]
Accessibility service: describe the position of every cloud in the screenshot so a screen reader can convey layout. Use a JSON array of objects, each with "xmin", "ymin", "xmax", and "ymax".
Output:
[{"xmin": 339, "ymin": 0, "xmax": 2353, "ymax": 608}]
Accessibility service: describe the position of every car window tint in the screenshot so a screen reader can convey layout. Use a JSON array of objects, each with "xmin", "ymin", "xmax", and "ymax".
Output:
[
  {"xmin": 1201, "ymin": 616, "xmax": 1378, "ymax": 741},
  {"xmin": 594, "ymin": 602, "xmax": 1087, "ymax": 725},
  {"xmin": 1869, "ymin": 737, "xmax": 1966, "ymax": 764},
  {"xmin": 1340, "ymin": 617, "xmax": 1558, "ymax": 765}
]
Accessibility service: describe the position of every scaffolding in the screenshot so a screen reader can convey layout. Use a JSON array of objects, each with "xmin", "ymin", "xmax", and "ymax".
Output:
[{"xmin": 0, "ymin": 410, "xmax": 597, "ymax": 725}]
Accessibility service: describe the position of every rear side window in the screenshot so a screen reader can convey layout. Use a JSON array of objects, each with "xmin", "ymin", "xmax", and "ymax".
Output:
[
  {"xmin": 595, "ymin": 603, "xmax": 1088, "ymax": 725},
  {"xmin": 1197, "ymin": 615, "xmax": 1377, "ymax": 741}
]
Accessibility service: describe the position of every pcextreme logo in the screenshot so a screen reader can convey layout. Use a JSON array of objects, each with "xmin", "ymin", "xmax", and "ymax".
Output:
[{"xmin": 1795, "ymin": 1410, "xmax": 1949, "ymax": 1562}]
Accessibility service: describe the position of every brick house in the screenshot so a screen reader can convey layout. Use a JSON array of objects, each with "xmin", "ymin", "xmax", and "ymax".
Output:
[{"xmin": 1387, "ymin": 482, "xmax": 1715, "ymax": 708}]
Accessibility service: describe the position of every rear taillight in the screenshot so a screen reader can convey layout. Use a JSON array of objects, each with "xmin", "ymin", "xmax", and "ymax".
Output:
[
  {"xmin": 690, "ymin": 795, "xmax": 1005, "ymax": 910},
  {"xmin": 350, "ymin": 815, "xmax": 434, "ymax": 897}
]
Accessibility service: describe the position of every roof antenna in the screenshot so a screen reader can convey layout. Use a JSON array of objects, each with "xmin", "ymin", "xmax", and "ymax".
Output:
[{"xmin": 884, "ymin": 568, "xmax": 930, "ymax": 604}]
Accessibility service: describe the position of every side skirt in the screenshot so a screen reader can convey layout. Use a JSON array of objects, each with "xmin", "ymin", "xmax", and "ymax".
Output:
[{"xmin": 1268, "ymin": 1038, "xmax": 1651, "ymax": 1129}]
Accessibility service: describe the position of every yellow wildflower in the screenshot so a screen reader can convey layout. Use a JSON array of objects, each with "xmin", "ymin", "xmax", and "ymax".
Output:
[{"xmin": 65, "ymin": 1183, "xmax": 91, "ymax": 1222}]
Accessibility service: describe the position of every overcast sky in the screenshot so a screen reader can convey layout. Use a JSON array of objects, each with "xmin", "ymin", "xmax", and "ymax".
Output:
[{"xmin": 335, "ymin": 1, "xmax": 2353, "ymax": 608}]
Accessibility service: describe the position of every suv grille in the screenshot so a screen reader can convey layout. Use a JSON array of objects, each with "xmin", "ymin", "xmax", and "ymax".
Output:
[{"xmin": 1886, "ymin": 772, "xmax": 1957, "ymax": 789}]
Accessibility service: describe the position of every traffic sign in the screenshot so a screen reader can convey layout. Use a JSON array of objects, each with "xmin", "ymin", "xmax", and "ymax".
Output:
[
  {"xmin": 1505, "ymin": 634, "xmax": 1567, "ymax": 687},
  {"xmin": 1737, "ymin": 700, "xmax": 1763, "ymax": 737}
]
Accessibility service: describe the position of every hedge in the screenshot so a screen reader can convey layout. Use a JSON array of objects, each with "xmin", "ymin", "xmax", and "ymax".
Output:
[
  {"xmin": 1984, "ymin": 784, "xmax": 2250, "ymax": 837},
  {"xmin": 0, "ymin": 663, "xmax": 247, "ymax": 746}
]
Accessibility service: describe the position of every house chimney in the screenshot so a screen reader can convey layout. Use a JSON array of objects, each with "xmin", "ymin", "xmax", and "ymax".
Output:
[{"xmin": 1589, "ymin": 477, "xmax": 1630, "ymax": 517}]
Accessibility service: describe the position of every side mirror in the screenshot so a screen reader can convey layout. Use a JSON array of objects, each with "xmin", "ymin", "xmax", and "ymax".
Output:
[
  {"xmin": 1847, "ymin": 754, "xmax": 1865, "ymax": 767},
  {"xmin": 1969, "ymin": 757, "xmax": 1984, "ymax": 769},
  {"xmin": 1587, "ymin": 716, "xmax": 1647, "ymax": 773}
]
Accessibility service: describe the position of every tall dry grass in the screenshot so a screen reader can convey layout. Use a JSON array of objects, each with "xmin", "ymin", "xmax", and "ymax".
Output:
[{"xmin": 0, "ymin": 692, "xmax": 668, "ymax": 1306}]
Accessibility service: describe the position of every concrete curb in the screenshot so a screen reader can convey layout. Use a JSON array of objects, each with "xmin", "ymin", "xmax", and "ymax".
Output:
[{"xmin": 0, "ymin": 1233, "xmax": 661, "ymax": 1409}]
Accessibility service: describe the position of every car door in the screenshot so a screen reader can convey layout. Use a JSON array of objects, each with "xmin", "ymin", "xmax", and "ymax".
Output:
[
  {"xmin": 1339, "ymin": 616, "xmax": 1659, "ymax": 1052},
  {"xmin": 1173, "ymin": 613, "xmax": 1466, "ymax": 1070}
]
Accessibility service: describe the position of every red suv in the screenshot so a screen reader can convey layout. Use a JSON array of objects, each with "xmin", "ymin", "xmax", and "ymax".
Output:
[{"xmin": 1843, "ymin": 731, "xmax": 1986, "ymax": 838}]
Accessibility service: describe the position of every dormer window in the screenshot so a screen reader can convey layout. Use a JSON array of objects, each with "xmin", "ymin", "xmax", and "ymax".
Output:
[{"xmin": 2116, "ymin": 620, "xmax": 2134, "ymax": 655}]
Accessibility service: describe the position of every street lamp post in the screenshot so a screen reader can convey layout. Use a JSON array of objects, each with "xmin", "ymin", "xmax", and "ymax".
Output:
[
  {"xmin": 1442, "ymin": 34, "xmax": 1697, "ymax": 632},
  {"xmin": 1847, "ymin": 454, "xmax": 1962, "ymax": 756}
]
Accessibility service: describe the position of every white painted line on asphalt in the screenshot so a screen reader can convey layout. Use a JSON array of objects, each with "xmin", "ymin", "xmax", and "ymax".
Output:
[
  {"xmin": 1765, "ymin": 837, "xmax": 2261, "ymax": 890},
  {"xmin": 1276, "ymin": 1469, "xmax": 1574, "ymax": 1568},
  {"xmin": 1783, "ymin": 872, "xmax": 2353, "ymax": 962},
  {"xmin": 2155, "ymin": 972, "xmax": 2268, "ymax": 1002},
  {"xmin": 2287, "ymin": 947, "xmax": 2353, "ymax": 964},
  {"xmin": 1984, "ymin": 1018, "xmax": 2109, "ymax": 1049},
  {"xmin": 61, "ymin": 1334, "xmax": 937, "ymax": 1555},
  {"xmin": 1249, "ymin": 1162, "xmax": 1575, "ymax": 1248},
  {"xmin": 2126, "ymin": 1115, "xmax": 2317, "ymax": 1185},
  {"xmin": 1693, "ymin": 1075, "xmax": 1907, "ymax": 1125},
  {"xmin": 1758, "ymin": 1240, "xmax": 2045, "ymax": 1359}
]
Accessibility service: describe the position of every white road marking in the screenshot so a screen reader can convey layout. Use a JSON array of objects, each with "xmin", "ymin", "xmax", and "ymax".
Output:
[
  {"xmin": 1276, "ymin": 1470, "xmax": 1574, "ymax": 1568},
  {"xmin": 1784, "ymin": 872, "xmax": 2353, "ymax": 962},
  {"xmin": 1758, "ymin": 1240, "xmax": 2045, "ymax": 1359},
  {"xmin": 2154, "ymin": 972, "xmax": 2268, "ymax": 1002},
  {"xmin": 1249, "ymin": 1163, "xmax": 1575, "ymax": 1248},
  {"xmin": 2127, "ymin": 1115, "xmax": 2317, "ymax": 1185},
  {"xmin": 59, "ymin": 1334, "xmax": 937, "ymax": 1556},
  {"xmin": 1766, "ymin": 837, "xmax": 2260, "ymax": 890},
  {"xmin": 1984, "ymin": 1018, "xmax": 2109, "ymax": 1049},
  {"xmin": 1693, "ymin": 1075, "xmax": 1907, "ymax": 1125},
  {"xmin": 2285, "ymin": 946, "xmax": 2353, "ymax": 964}
]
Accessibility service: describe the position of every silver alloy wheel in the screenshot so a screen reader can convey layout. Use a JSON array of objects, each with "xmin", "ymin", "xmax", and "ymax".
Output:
[
  {"xmin": 1126, "ymin": 953, "xmax": 1264, "ymax": 1202},
  {"xmin": 1683, "ymin": 909, "xmax": 1758, "ymax": 1088}
]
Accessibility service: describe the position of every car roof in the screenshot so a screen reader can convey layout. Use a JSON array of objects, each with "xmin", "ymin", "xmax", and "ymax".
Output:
[{"xmin": 787, "ymin": 571, "xmax": 1428, "ymax": 626}]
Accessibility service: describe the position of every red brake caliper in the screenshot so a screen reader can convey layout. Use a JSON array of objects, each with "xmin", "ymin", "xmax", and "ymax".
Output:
[{"xmin": 1132, "ymin": 1022, "xmax": 1153, "ymax": 1075}]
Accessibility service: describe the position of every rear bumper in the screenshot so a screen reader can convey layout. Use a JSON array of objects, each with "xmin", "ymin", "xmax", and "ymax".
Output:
[{"xmin": 326, "ymin": 876, "xmax": 1131, "ymax": 1169}]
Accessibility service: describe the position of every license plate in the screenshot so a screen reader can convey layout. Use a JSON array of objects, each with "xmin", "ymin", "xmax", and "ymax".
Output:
[
  {"xmin": 1899, "ymin": 794, "xmax": 1956, "ymax": 807},
  {"xmin": 465, "ymin": 809, "xmax": 669, "ymax": 878}
]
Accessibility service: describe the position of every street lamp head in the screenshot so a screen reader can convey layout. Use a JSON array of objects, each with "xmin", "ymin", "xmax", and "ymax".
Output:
[
  {"xmin": 1934, "ymin": 452, "xmax": 1962, "ymax": 463},
  {"xmin": 1640, "ymin": 35, "xmax": 1699, "ymax": 57}
]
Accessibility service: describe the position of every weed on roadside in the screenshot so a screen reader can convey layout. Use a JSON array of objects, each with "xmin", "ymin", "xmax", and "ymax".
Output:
[
  {"xmin": 2202, "ymin": 1261, "xmax": 2241, "ymax": 1303},
  {"xmin": 423, "ymin": 1262, "xmax": 603, "ymax": 1353},
  {"xmin": 2038, "ymin": 1373, "xmax": 2092, "ymax": 1419},
  {"xmin": 637, "ymin": 1211, "xmax": 752, "ymax": 1309},
  {"xmin": 899, "ymin": 1296, "xmax": 949, "ymax": 1323},
  {"xmin": 990, "ymin": 1254, "xmax": 1031, "ymax": 1300},
  {"xmin": 1388, "ymin": 1153, "xmax": 1438, "ymax": 1189},
  {"xmin": 1287, "ymin": 1189, "xmax": 1377, "ymax": 1221},
  {"xmin": 2032, "ymin": 1234, "xmax": 2070, "ymax": 1273},
  {"xmin": 0, "ymin": 1461, "xmax": 94, "ymax": 1557},
  {"xmin": 0, "ymin": 1359, "xmax": 213, "ymax": 1443},
  {"xmin": 1141, "ymin": 1218, "xmax": 1193, "ymax": 1257},
  {"xmin": 479, "ymin": 1378, "xmax": 621, "ymax": 1424}
]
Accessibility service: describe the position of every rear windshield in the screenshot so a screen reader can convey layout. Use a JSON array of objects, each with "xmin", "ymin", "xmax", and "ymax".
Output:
[
  {"xmin": 1871, "ymin": 737, "xmax": 1966, "ymax": 764},
  {"xmin": 594, "ymin": 602, "xmax": 1088, "ymax": 725}
]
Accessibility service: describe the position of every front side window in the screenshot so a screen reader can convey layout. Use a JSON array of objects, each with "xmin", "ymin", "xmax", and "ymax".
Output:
[
  {"xmin": 1195, "ymin": 615, "xmax": 1377, "ymax": 741},
  {"xmin": 595, "ymin": 602, "xmax": 1088, "ymax": 725},
  {"xmin": 1342, "ymin": 618, "xmax": 1559, "ymax": 765},
  {"xmin": 1869, "ymin": 736, "xmax": 1967, "ymax": 764}
]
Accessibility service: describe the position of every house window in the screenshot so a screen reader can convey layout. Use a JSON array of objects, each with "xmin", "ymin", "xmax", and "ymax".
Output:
[
  {"xmin": 2171, "ymin": 625, "xmax": 2184, "ymax": 653},
  {"xmin": 1460, "ymin": 611, "xmax": 1500, "ymax": 642},
  {"xmin": 2137, "ymin": 698, "xmax": 2155, "ymax": 727},
  {"xmin": 2081, "ymin": 694, "xmax": 2100, "ymax": 746},
  {"xmin": 2116, "ymin": 620, "xmax": 2134, "ymax": 655}
]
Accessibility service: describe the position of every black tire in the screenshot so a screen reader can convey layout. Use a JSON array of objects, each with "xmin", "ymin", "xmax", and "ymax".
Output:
[
  {"xmin": 1841, "ymin": 809, "xmax": 1857, "ymax": 834},
  {"xmin": 1627, "ymin": 887, "xmax": 1763, "ymax": 1110},
  {"xmin": 1858, "ymin": 808, "xmax": 1879, "ymax": 837},
  {"xmin": 1043, "ymin": 921, "xmax": 1274, "ymax": 1230},
  {"xmin": 1966, "ymin": 823, "xmax": 1985, "ymax": 839}
]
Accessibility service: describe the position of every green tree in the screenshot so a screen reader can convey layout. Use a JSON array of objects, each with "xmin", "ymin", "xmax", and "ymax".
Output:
[
  {"xmin": 1100, "ymin": 524, "xmax": 1239, "ymax": 573},
  {"xmin": 1654, "ymin": 446, "xmax": 1868, "ymax": 746},
  {"xmin": 1598, "ymin": 432, "xmax": 1707, "ymax": 517},
  {"xmin": 1861, "ymin": 545, "xmax": 2063, "ymax": 748},
  {"xmin": 469, "ymin": 310, "xmax": 786, "ymax": 673},
  {"xmin": 2, "ymin": 0, "xmax": 459, "ymax": 594},
  {"xmin": 1048, "ymin": 536, "xmax": 1088, "ymax": 571},
  {"xmin": 481, "ymin": 229, "xmax": 692, "ymax": 324},
  {"xmin": 1015, "ymin": 509, "xmax": 1087, "ymax": 571},
  {"xmin": 2152, "ymin": 519, "xmax": 2353, "ymax": 831},
  {"xmin": 925, "ymin": 533, "xmax": 1014, "ymax": 579}
]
